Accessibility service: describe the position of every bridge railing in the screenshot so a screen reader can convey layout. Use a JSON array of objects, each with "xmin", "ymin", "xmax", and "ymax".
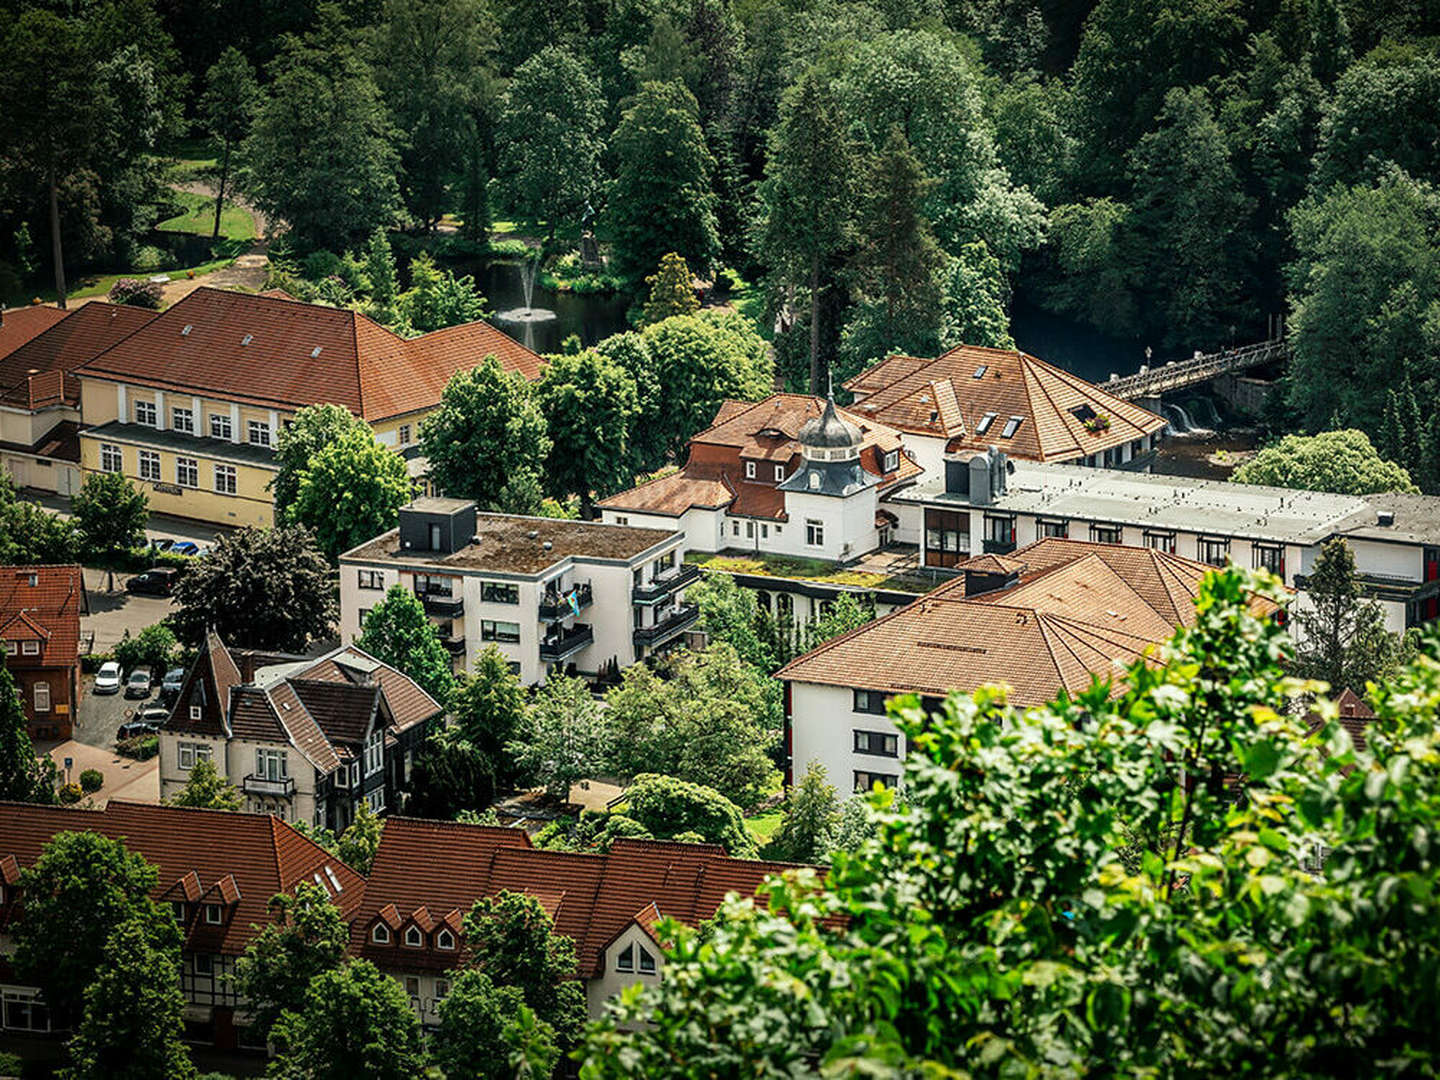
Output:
[{"xmin": 1106, "ymin": 339, "xmax": 1289, "ymax": 398}]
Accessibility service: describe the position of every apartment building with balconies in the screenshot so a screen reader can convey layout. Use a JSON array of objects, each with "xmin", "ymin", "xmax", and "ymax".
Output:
[{"xmin": 339, "ymin": 499, "xmax": 694, "ymax": 685}]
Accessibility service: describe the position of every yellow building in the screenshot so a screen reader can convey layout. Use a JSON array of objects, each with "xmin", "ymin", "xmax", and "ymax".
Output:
[{"xmin": 74, "ymin": 287, "xmax": 544, "ymax": 527}]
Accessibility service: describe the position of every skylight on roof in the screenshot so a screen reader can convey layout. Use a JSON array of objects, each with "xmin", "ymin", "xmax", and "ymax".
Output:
[
  {"xmin": 1001, "ymin": 416, "xmax": 1024, "ymax": 438},
  {"xmin": 311, "ymin": 346, "xmax": 322, "ymax": 358},
  {"xmin": 181, "ymin": 324, "xmax": 193, "ymax": 336},
  {"xmin": 972, "ymin": 365, "xmax": 987, "ymax": 379},
  {"xmin": 241, "ymin": 334, "xmax": 253, "ymax": 346},
  {"xmin": 324, "ymin": 865, "xmax": 343, "ymax": 892},
  {"xmin": 975, "ymin": 412, "xmax": 997, "ymax": 435}
]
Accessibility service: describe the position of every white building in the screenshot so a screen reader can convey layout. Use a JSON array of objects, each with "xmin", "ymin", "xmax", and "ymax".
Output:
[
  {"xmin": 777, "ymin": 539, "xmax": 1280, "ymax": 791},
  {"xmin": 339, "ymin": 499, "xmax": 695, "ymax": 685},
  {"xmin": 160, "ymin": 634, "xmax": 443, "ymax": 831},
  {"xmin": 888, "ymin": 451, "xmax": 1440, "ymax": 633}
]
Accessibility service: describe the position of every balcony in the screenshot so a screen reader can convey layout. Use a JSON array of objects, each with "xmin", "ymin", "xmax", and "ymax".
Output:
[
  {"xmin": 242, "ymin": 774, "xmax": 295, "ymax": 797},
  {"xmin": 632, "ymin": 562, "xmax": 700, "ymax": 604},
  {"xmin": 443, "ymin": 634, "xmax": 466, "ymax": 655},
  {"xmin": 415, "ymin": 590, "xmax": 463, "ymax": 618},
  {"xmin": 539, "ymin": 582, "xmax": 593, "ymax": 621},
  {"xmin": 982, "ymin": 538, "xmax": 1016, "ymax": 555},
  {"xmin": 540, "ymin": 622, "xmax": 593, "ymax": 662},
  {"xmin": 633, "ymin": 602, "xmax": 700, "ymax": 646}
]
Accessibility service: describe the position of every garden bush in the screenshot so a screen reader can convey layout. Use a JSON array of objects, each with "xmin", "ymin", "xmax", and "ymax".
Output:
[
  {"xmin": 78, "ymin": 769, "xmax": 103, "ymax": 794},
  {"xmin": 115, "ymin": 735, "xmax": 158, "ymax": 761},
  {"xmin": 129, "ymin": 246, "xmax": 167, "ymax": 273},
  {"xmin": 58, "ymin": 783, "xmax": 82, "ymax": 804},
  {"xmin": 107, "ymin": 278, "xmax": 163, "ymax": 308}
]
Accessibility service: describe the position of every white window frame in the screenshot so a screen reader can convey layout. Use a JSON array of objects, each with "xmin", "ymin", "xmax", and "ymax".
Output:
[
  {"xmin": 33, "ymin": 682, "xmax": 49, "ymax": 712},
  {"xmin": 805, "ymin": 520, "xmax": 824, "ymax": 548},
  {"xmin": 371, "ymin": 923, "xmax": 391, "ymax": 944},
  {"xmin": 178, "ymin": 743, "xmax": 212, "ymax": 770},
  {"xmin": 189, "ymin": 704, "xmax": 202, "ymax": 721},
  {"xmin": 638, "ymin": 946, "xmax": 657, "ymax": 974},
  {"xmin": 133, "ymin": 400, "xmax": 157, "ymax": 426},
  {"xmin": 436, "ymin": 928, "xmax": 456, "ymax": 950},
  {"xmin": 248, "ymin": 420, "xmax": 271, "ymax": 447},
  {"xmin": 204, "ymin": 903, "xmax": 223, "ymax": 925},
  {"xmin": 357, "ymin": 569, "xmax": 384, "ymax": 590},
  {"xmin": 616, "ymin": 943, "xmax": 635, "ymax": 972},
  {"xmin": 364, "ymin": 728, "xmax": 384, "ymax": 776},
  {"xmin": 100, "ymin": 443, "xmax": 123, "ymax": 473},
  {"xmin": 883, "ymin": 450, "xmax": 899, "ymax": 472},
  {"xmin": 214, "ymin": 464, "xmax": 236, "ymax": 495},
  {"xmin": 255, "ymin": 748, "xmax": 288, "ymax": 781},
  {"xmin": 210, "ymin": 413, "xmax": 232, "ymax": 440},
  {"xmin": 138, "ymin": 449, "xmax": 161, "ymax": 481},
  {"xmin": 21, "ymin": 640, "xmax": 38, "ymax": 656},
  {"xmin": 176, "ymin": 457, "xmax": 198, "ymax": 488},
  {"xmin": 403, "ymin": 925, "xmax": 423, "ymax": 948},
  {"xmin": 773, "ymin": 464, "xmax": 785, "ymax": 481},
  {"xmin": 171, "ymin": 406, "xmax": 194, "ymax": 434},
  {"xmin": 744, "ymin": 461, "xmax": 756, "ymax": 479},
  {"xmin": 366, "ymin": 787, "xmax": 386, "ymax": 813},
  {"xmin": 398, "ymin": 424, "xmax": 411, "ymax": 445}
]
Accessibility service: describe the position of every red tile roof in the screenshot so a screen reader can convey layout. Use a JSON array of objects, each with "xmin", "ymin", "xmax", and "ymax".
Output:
[
  {"xmin": 844, "ymin": 344, "xmax": 1166, "ymax": 463},
  {"xmin": 0, "ymin": 304, "xmax": 156, "ymax": 410},
  {"xmin": 778, "ymin": 539, "xmax": 1280, "ymax": 703},
  {"xmin": 352, "ymin": 817, "xmax": 810, "ymax": 975},
  {"xmin": 76, "ymin": 287, "xmax": 543, "ymax": 422},
  {"xmin": 0, "ymin": 565, "xmax": 84, "ymax": 668},
  {"xmin": 0, "ymin": 307, "xmax": 67, "ymax": 366},
  {"xmin": 599, "ymin": 394, "xmax": 922, "ymax": 518},
  {"xmin": 0, "ymin": 801, "xmax": 365, "ymax": 955}
]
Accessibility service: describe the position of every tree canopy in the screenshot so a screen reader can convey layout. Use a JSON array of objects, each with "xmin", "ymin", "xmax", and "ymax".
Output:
[
  {"xmin": 356, "ymin": 583, "xmax": 456, "ymax": 704},
  {"xmin": 1234, "ymin": 429, "xmax": 1418, "ymax": 495},
  {"xmin": 287, "ymin": 425, "xmax": 412, "ymax": 562}
]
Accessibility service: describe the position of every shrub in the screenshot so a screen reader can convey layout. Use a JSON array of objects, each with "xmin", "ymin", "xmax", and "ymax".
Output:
[
  {"xmin": 301, "ymin": 250, "xmax": 343, "ymax": 281},
  {"xmin": 0, "ymin": 1050, "xmax": 21, "ymax": 1075},
  {"xmin": 130, "ymin": 245, "xmax": 168, "ymax": 272},
  {"xmin": 116, "ymin": 735, "xmax": 159, "ymax": 761},
  {"xmin": 107, "ymin": 278, "xmax": 163, "ymax": 308},
  {"xmin": 58, "ymin": 782, "xmax": 82, "ymax": 804},
  {"xmin": 78, "ymin": 769, "xmax": 103, "ymax": 794}
]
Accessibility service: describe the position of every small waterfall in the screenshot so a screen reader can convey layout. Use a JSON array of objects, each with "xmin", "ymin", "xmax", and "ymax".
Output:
[{"xmin": 1162, "ymin": 402, "xmax": 1212, "ymax": 435}]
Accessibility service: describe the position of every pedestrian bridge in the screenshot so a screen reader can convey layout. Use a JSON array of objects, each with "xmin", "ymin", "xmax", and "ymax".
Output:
[{"xmin": 1105, "ymin": 339, "xmax": 1290, "ymax": 400}]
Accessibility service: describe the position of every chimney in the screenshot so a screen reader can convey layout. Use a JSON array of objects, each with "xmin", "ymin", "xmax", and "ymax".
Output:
[{"xmin": 963, "ymin": 567, "xmax": 1021, "ymax": 597}]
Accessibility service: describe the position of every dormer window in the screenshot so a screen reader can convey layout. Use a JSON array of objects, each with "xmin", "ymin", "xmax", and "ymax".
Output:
[
  {"xmin": 773, "ymin": 464, "xmax": 785, "ymax": 481},
  {"xmin": 371, "ymin": 923, "xmax": 391, "ymax": 944},
  {"xmin": 436, "ymin": 928, "xmax": 456, "ymax": 950},
  {"xmin": 883, "ymin": 450, "xmax": 898, "ymax": 473},
  {"xmin": 189, "ymin": 705, "xmax": 202, "ymax": 721},
  {"xmin": 172, "ymin": 901, "xmax": 186, "ymax": 922},
  {"xmin": 616, "ymin": 944, "xmax": 634, "ymax": 972},
  {"xmin": 808, "ymin": 473, "xmax": 820, "ymax": 490},
  {"xmin": 404, "ymin": 926, "xmax": 424, "ymax": 948},
  {"xmin": 744, "ymin": 461, "xmax": 756, "ymax": 479},
  {"xmin": 204, "ymin": 903, "xmax": 223, "ymax": 924}
]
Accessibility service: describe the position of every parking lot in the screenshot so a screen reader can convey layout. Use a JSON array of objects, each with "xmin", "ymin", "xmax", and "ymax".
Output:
[{"xmin": 77, "ymin": 567, "xmax": 179, "ymax": 748}]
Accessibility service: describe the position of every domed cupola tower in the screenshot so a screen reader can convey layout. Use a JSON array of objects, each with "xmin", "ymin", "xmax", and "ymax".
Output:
[{"xmin": 779, "ymin": 394, "xmax": 879, "ymax": 497}]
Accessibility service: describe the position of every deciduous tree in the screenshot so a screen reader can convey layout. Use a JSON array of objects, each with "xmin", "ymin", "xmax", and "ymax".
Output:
[
  {"xmin": 71, "ymin": 472, "xmax": 147, "ymax": 559},
  {"xmin": 167, "ymin": 758, "xmax": 242, "ymax": 811},
  {"xmin": 394, "ymin": 252, "xmax": 488, "ymax": 334},
  {"xmin": 432, "ymin": 971, "xmax": 560, "ymax": 1080},
  {"xmin": 642, "ymin": 252, "xmax": 699, "ymax": 324},
  {"xmin": 765, "ymin": 760, "xmax": 839, "ymax": 863},
  {"xmin": 0, "ymin": 654, "xmax": 50, "ymax": 803},
  {"xmin": 356, "ymin": 584, "xmax": 455, "ymax": 703},
  {"xmin": 337, "ymin": 803, "xmax": 385, "ymax": 874},
  {"xmin": 233, "ymin": 882, "xmax": 351, "ymax": 1042},
  {"xmin": 272, "ymin": 404, "xmax": 371, "ymax": 520},
  {"xmin": 507, "ymin": 673, "xmax": 607, "ymax": 799},
  {"xmin": 200, "ymin": 47, "xmax": 259, "ymax": 241},
  {"xmin": 1234, "ymin": 429, "xmax": 1418, "ymax": 495},
  {"xmin": 170, "ymin": 526, "xmax": 336, "ymax": 652},
  {"xmin": 268, "ymin": 960, "xmax": 425, "ymax": 1080},
  {"xmin": 420, "ymin": 357, "xmax": 550, "ymax": 512},
  {"xmin": 621, "ymin": 772, "xmax": 756, "ymax": 857},
  {"xmin": 536, "ymin": 347, "xmax": 640, "ymax": 513}
]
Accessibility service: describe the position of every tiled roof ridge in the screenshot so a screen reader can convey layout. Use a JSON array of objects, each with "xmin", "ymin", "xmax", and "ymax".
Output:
[
  {"xmin": 349, "ymin": 301, "xmax": 365, "ymax": 417},
  {"xmin": 320, "ymin": 642, "xmax": 444, "ymax": 715},
  {"xmin": 775, "ymin": 591, "xmax": 940, "ymax": 680},
  {"xmin": 263, "ymin": 680, "xmax": 333, "ymax": 772},
  {"xmin": 1019, "ymin": 356, "xmax": 1079, "ymax": 459}
]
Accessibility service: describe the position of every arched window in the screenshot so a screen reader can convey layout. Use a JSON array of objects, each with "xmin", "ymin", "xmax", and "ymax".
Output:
[
  {"xmin": 371, "ymin": 923, "xmax": 391, "ymax": 944},
  {"xmin": 436, "ymin": 928, "xmax": 456, "ymax": 950},
  {"xmin": 404, "ymin": 925, "xmax": 424, "ymax": 948}
]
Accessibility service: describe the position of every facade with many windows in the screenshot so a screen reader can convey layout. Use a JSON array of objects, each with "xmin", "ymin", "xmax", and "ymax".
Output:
[
  {"xmin": 73, "ymin": 287, "xmax": 543, "ymax": 526},
  {"xmin": 159, "ymin": 633, "xmax": 443, "ymax": 832},
  {"xmin": 339, "ymin": 499, "xmax": 693, "ymax": 685}
]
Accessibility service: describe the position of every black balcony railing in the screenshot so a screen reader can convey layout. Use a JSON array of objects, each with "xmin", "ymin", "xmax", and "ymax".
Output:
[
  {"xmin": 633, "ymin": 602, "xmax": 700, "ymax": 646},
  {"xmin": 539, "ymin": 622, "xmax": 593, "ymax": 662},
  {"xmin": 539, "ymin": 582, "xmax": 593, "ymax": 621},
  {"xmin": 243, "ymin": 774, "xmax": 295, "ymax": 797},
  {"xmin": 416, "ymin": 591, "xmax": 463, "ymax": 617},
  {"xmin": 632, "ymin": 562, "xmax": 700, "ymax": 603},
  {"xmin": 443, "ymin": 635, "xmax": 466, "ymax": 655},
  {"xmin": 982, "ymin": 538, "xmax": 1016, "ymax": 555}
]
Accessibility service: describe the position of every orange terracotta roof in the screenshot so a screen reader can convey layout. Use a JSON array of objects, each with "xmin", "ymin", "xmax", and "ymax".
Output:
[
  {"xmin": 76, "ymin": 287, "xmax": 543, "ymax": 422},
  {"xmin": 777, "ymin": 538, "xmax": 1279, "ymax": 703},
  {"xmin": 0, "ymin": 303, "xmax": 155, "ymax": 410},
  {"xmin": 844, "ymin": 344, "xmax": 1165, "ymax": 463},
  {"xmin": 0, "ymin": 565, "xmax": 84, "ymax": 668},
  {"xmin": 596, "ymin": 469, "xmax": 734, "ymax": 518},
  {"xmin": 353, "ymin": 818, "xmax": 814, "ymax": 975},
  {"xmin": 0, "ymin": 801, "xmax": 365, "ymax": 954}
]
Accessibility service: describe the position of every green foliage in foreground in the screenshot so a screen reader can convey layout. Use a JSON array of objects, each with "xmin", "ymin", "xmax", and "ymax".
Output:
[{"xmin": 581, "ymin": 568, "xmax": 1440, "ymax": 1076}]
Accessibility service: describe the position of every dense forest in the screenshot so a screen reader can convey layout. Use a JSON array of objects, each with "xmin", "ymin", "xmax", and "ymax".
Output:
[{"xmin": 2, "ymin": 0, "xmax": 1438, "ymax": 421}]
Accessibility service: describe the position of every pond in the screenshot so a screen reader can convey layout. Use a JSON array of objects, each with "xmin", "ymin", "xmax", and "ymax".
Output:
[
  {"xmin": 1009, "ymin": 295, "xmax": 1155, "ymax": 385},
  {"xmin": 449, "ymin": 257, "xmax": 631, "ymax": 356}
]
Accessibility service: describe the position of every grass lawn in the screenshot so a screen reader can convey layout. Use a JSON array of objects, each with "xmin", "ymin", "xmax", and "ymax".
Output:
[
  {"xmin": 163, "ymin": 137, "xmax": 219, "ymax": 183},
  {"xmin": 745, "ymin": 809, "xmax": 783, "ymax": 845},
  {"xmin": 157, "ymin": 190, "xmax": 256, "ymax": 242},
  {"xmin": 726, "ymin": 273, "xmax": 770, "ymax": 340},
  {"xmin": 29, "ymin": 247, "xmax": 246, "ymax": 305},
  {"xmin": 687, "ymin": 550, "xmax": 929, "ymax": 593}
]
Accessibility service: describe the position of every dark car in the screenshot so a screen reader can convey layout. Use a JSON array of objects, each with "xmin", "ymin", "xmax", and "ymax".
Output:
[
  {"xmin": 117, "ymin": 718, "xmax": 161, "ymax": 740},
  {"xmin": 126, "ymin": 567, "xmax": 182, "ymax": 597},
  {"xmin": 160, "ymin": 668, "xmax": 185, "ymax": 702}
]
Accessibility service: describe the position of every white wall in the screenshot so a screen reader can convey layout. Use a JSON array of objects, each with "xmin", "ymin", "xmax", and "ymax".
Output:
[
  {"xmin": 586, "ymin": 924, "xmax": 664, "ymax": 1016},
  {"xmin": 788, "ymin": 681, "xmax": 905, "ymax": 796},
  {"xmin": 1348, "ymin": 539, "xmax": 1423, "ymax": 582}
]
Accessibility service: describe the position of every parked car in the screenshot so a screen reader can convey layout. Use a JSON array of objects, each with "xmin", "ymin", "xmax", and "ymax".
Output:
[
  {"xmin": 126, "ymin": 567, "xmax": 182, "ymax": 596},
  {"xmin": 124, "ymin": 669, "xmax": 152, "ymax": 699},
  {"xmin": 160, "ymin": 668, "xmax": 185, "ymax": 702},
  {"xmin": 93, "ymin": 661, "xmax": 122, "ymax": 694},
  {"xmin": 137, "ymin": 704, "xmax": 170, "ymax": 725},
  {"xmin": 117, "ymin": 718, "xmax": 161, "ymax": 740},
  {"xmin": 171, "ymin": 541, "xmax": 200, "ymax": 557},
  {"xmin": 148, "ymin": 538, "xmax": 173, "ymax": 553}
]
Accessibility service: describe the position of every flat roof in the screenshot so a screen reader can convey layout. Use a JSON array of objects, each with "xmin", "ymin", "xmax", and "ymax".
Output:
[
  {"xmin": 404, "ymin": 496, "xmax": 473, "ymax": 514},
  {"xmin": 342, "ymin": 512, "xmax": 682, "ymax": 576},
  {"xmin": 891, "ymin": 461, "xmax": 1379, "ymax": 546}
]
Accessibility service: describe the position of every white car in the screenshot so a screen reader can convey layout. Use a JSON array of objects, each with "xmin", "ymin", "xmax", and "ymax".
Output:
[{"xmin": 93, "ymin": 661, "xmax": 122, "ymax": 695}]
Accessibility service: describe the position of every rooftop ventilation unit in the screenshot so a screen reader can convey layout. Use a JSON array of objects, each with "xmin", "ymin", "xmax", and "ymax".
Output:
[{"xmin": 1378, "ymin": 510, "xmax": 1395, "ymax": 526}]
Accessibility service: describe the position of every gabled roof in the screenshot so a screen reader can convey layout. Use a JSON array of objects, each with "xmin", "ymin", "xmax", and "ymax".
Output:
[
  {"xmin": 352, "ymin": 818, "xmax": 813, "ymax": 975},
  {"xmin": 0, "ymin": 565, "xmax": 84, "ymax": 668},
  {"xmin": 599, "ymin": 394, "xmax": 922, "ymax": 519},
  {"xmin": 0, "ymin": 307, "xmax": 68, "ymax": 360},
  {"xmin": 0, "ymin": 304, "xmax": 156, "ymax": 410},
  {"xmin": 844, "ymin": 344, "xmax": 1165, "ymax": 463},
  {"xmin": 777, "ymin": 538, "xmax": 1280, "ymax": 703},
  {"xmin": 0, "ymin": 801, "xmax": 365, "ymax": 955},
  {"xmin": 76, "ymin": 287, "xmax": 543, "ymax": 422},
  {"xmin": 164, "ymin": 637, "xmax": 442, "ymax": 774}
]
